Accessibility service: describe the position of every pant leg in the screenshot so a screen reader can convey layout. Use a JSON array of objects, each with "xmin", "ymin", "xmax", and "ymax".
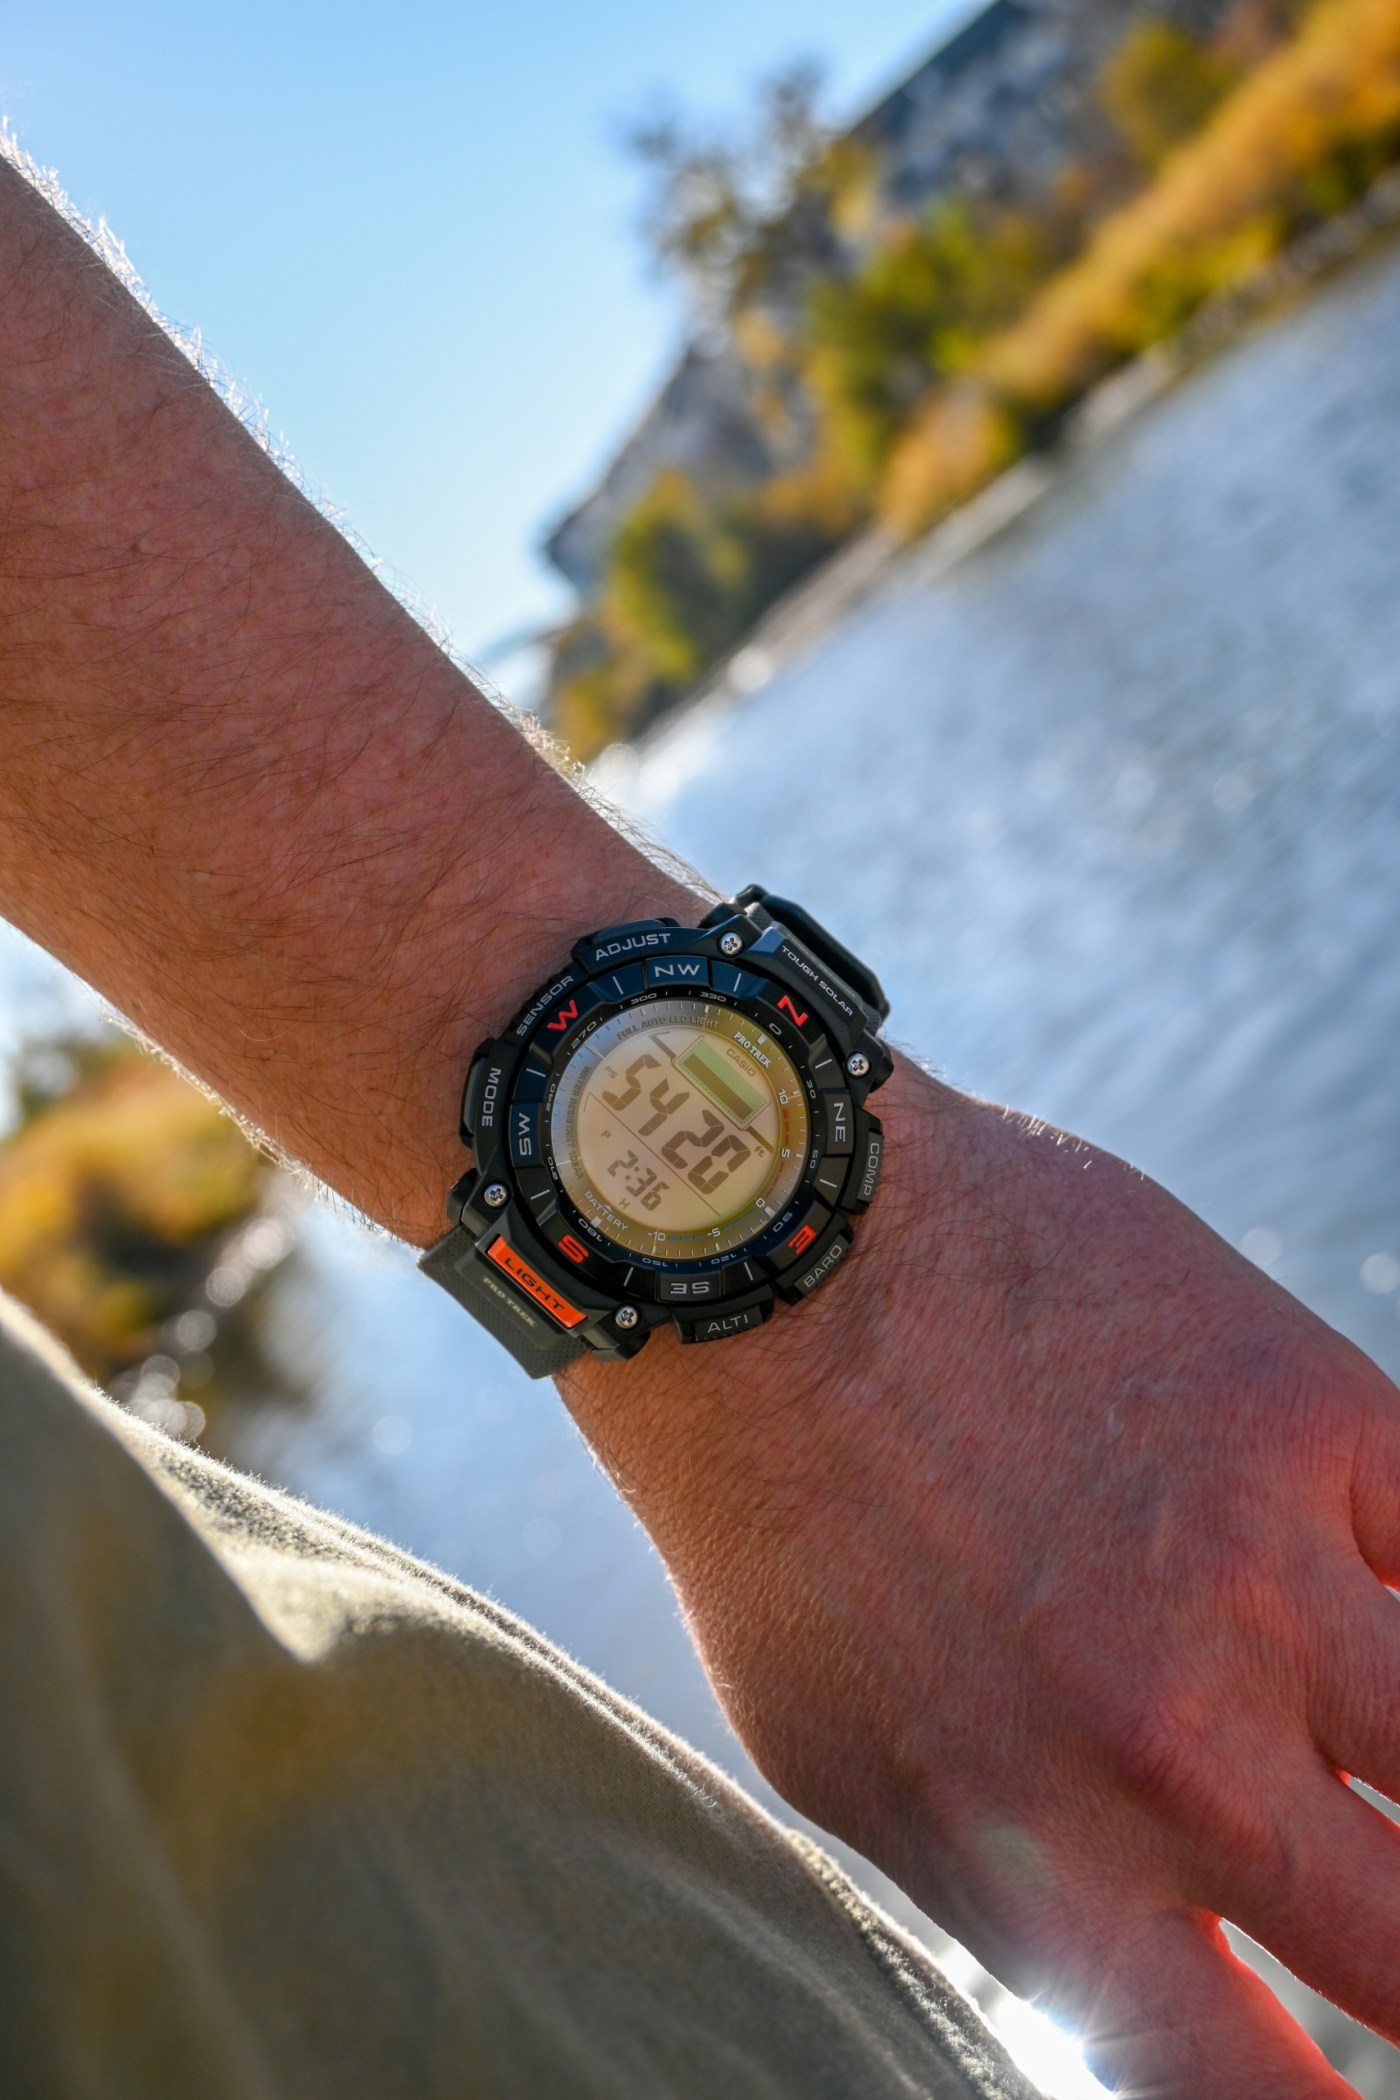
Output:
[{"xmin": 0, "ymin": 1292, "xmax": 1037, "ymax": 2100}]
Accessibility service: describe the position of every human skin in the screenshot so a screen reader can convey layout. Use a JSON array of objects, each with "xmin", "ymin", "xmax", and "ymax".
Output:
[{"xmin": 2, "ymin": 152, "xmax": 1400, "ymax": 2097}]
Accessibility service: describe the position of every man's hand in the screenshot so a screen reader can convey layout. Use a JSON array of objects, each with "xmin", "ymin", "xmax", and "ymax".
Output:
[
  {"xmin": 3, "ymin": 148, "xmax": 1397, "ymax": 2098},
  {"xmin": 564, "ymin": 1060, "xmax": 1400, "ymax": 2096}
]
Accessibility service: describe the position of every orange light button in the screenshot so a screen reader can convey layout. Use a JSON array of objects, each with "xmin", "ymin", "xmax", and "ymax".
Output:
[{"xmin": 487, "ymin": 1237, "xmax": 587, "ymax": 1330}]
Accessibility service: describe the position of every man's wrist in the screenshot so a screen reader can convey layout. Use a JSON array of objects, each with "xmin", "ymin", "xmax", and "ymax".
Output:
[
  {"xmin": 0, "ymin": 158, "xmax": 714, "ymax": 1250},
  {"xmin": 552, "ymin": 1054, "xmax": 965, "ymax": 1533},
  {"xmin": 398, "ymin": 860, "xmax": 711, "ymax": 1248}
]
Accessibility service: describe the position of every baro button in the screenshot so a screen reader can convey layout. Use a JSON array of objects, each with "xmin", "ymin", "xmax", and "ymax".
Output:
[
  {"xmin": 769, "ymin": 1204, "xmax": 833, "ymax": 1272},
  {"xmin": 784, "ymin": 1225, "xmax": 852, "ymax": 1300}
]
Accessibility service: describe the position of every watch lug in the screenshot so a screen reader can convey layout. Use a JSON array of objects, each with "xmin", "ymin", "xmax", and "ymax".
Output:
[
  {"xmin": 444, "ymin": 1168, "xmax": 479, "ymax": 1227},
  {"xmin": 747, "ymin": 889, "xmax": 889, "ymax": 1024}
]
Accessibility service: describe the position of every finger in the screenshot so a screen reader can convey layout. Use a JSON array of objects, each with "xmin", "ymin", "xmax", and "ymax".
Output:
[
  {"xmin": 1050, "ymin": 1902, "xmax": 1355, "ymax": 2099},
  {"xmin": 1345, "ymin": 1380, "xmax": 1400, "ymax": 1581},
  {"xmin": 1309, "ymin": 1559, "xmax": 1400, "ymax": 1806},
  {"xmin": 1209, "ymin": 1759, "xmax": 1400, "ymax": 2049}
]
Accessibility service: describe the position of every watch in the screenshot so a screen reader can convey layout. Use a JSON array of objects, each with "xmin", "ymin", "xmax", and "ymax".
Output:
[{"xmin": 419, "ymin": 885, "xmax": 892, "ymax": 1377}]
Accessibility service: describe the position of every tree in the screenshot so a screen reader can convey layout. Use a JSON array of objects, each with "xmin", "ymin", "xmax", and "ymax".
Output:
[
  {"xmin": 1100, "ymin": 20, "xmax": 1241, "ymax": 170},
  {"xmin": 624, "ymin": 61, "xmax": 837, "ymax": 327},
  {"xmin": 803, "ymin": 201, "xmax": 1057, "ymax": 489}
]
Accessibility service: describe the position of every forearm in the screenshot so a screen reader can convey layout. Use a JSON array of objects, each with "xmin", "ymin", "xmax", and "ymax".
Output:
[
  {"xmin": 0, "ymin": 156, "xmax": 702, "ymax": 1245},
  {"xmin": 11, "ymin": 150, "xmax": 1400, "ymax": 2100}
]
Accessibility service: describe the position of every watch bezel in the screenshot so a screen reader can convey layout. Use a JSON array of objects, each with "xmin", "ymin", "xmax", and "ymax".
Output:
[
  {"xmin": 545, "ymin": 996, "xmax": 814, "ymax": 1260},
  {"xmin": 474, "ymin": 941, "xmax": 869, "ymax": 1307},
  {"xmin": 428, "ymin": 893, "xmax": 889, "ymax": 1371}
]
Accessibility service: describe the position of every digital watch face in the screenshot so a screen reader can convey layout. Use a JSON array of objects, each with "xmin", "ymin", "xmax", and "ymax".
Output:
[{"xmin": 549, "ymin": 997, "xmax": 811, "ymax": 1262}]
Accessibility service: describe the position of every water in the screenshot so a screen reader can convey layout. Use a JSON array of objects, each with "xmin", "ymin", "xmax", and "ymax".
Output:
[{"xmin": 4, "ymin": 238, "xmax": 1400, "ymax": 2093}]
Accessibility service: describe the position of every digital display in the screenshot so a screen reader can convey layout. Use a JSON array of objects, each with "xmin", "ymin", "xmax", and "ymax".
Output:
[{"xmin": 550, "ymin": 999, "xmax": 810, "ymax": 1260}]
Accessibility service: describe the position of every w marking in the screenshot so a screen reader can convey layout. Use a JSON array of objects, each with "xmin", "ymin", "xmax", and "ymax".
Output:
[{"xmin": 547, "ymin": 1000, "xmax": 579, "ymax": 1032}]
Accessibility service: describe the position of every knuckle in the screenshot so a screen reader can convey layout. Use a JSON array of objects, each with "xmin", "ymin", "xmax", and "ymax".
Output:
[
  {"xmin": 1084, "ymin": 1675, "xmax": 1301, "ymax": 1896},
  {"xmin": 1106, "ymin": 1686, "xmax": 1217, "ymax": 1821}
]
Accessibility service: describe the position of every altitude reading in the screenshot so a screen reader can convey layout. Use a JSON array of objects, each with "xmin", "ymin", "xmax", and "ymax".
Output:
[{"xmin": 550, "ymin": 998, "xmax": 810, "ymax": 1259}]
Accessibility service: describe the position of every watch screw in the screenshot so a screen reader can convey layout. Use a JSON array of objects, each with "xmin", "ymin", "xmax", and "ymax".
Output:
[
  {"xmin": 846, "ymin": 1052, "xmax": 871, "ymax": 1079},
  {"xmin": 483, "ymin": 1182, "xmax": 509, "ymax": 1209},
  {"xmin": 614, "ymin": 1305, "xmax": 640, "ymax": 1331},
  {"xmin": 719, "ymin": 931, "xmax": 744, "ymax": 956}
]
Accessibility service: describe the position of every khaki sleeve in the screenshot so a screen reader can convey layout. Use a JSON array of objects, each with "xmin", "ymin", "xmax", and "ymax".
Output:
[{"xmin": 0, "ymin": 1292, "xmax": 1036, "ymax": 2100}]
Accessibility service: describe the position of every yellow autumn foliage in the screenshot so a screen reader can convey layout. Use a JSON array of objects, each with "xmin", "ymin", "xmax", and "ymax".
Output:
[
  {"xmin": 0, "ymin": 1045, "xmax": 268, "ymax": 1377},
  {"xmin": 886, "ymin": 0, "xmax": 1400, "ymax": 531}
]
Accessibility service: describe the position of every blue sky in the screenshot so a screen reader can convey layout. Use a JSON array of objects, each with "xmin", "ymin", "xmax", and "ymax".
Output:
[{"xmin": 2, "ymin": 2, "xmax": 966, "ymax": 696}]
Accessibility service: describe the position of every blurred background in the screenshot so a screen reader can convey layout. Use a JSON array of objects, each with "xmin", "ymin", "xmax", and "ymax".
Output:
[{"xmin": 3, "ymin": 2, "xmax": 1400, "ymax": 2091}]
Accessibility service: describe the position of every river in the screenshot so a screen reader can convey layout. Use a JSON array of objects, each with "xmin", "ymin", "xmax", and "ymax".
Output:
[{"xmin": 4, "ymin": 236, "xmax": 1400, "ymax": 2093}]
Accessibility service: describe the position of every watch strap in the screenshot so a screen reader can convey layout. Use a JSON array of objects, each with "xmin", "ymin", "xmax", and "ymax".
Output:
[
  {"xmin": 420, "ymin": 1225, "xmax": 589, "ymax": 1378},
  {"xmin": 705, "ymin": 885, "xmax": 890, "ymax": 1024}
]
